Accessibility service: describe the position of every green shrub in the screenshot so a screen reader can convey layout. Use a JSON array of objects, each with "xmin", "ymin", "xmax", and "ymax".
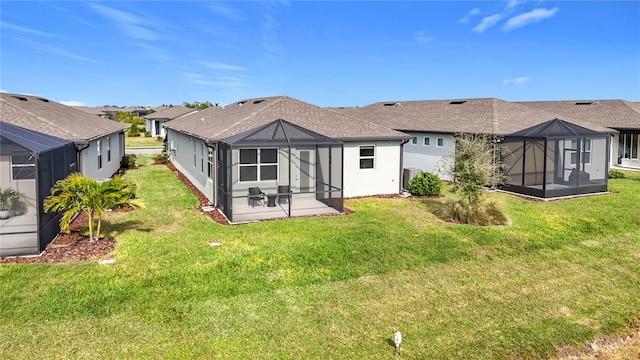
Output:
[
  {"xmin": 120, "ymin": 154, "xmax": 137, "ymax": 169},
  {"xmin": 608, "ymin": 170, "xmax": 626, "ymax": 179},
  {"xmin": 408, "ymin": 171, "xmax": 442, "ymax": 196},
  {"xmin": 154, "ymin": 154, "xmax": 169, "ymax": 164},
  {"xmin": 156, "ymin": 136, "xmax": 163, "ymax": 141},
  {"xmin": 436, "ymin": 199, "xmax": 508, "ymax": 226},
  {"xmin": 144, "ymin": 131, "xmax": 152, "ymax": 137}
]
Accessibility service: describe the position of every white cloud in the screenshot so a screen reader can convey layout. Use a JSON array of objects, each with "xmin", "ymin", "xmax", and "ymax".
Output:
[
  {"xmin": 458, "ymin": 8, "xmax": 481, "ymax": 24},
  {"xmin": 0, "ymin": 89, "xmax": 7, "ymax": 93},
  {"xmin": 473, "ymin": 14, "xmax": 505, "ymax": 33},
  {"xmin": 506, "ymin": 0, "xmax": 525, "ymax": 10},
  {"xmin": 503, "ymin": 7, "xmax": 559, "ymax": 31},
  {"xmin": 89, "ymin": 3, "xmax": 159, "ymax": 41},
  {"xmin": 503, "ymin": 76, "xmax": 531, "ymax": 84},
  {"xmin": 200, "ymin": 62, "xmax": 246, "ymax": 72},
  {"xmin": 8, "ymin": 37, "xmax": 101, "ymax": 63},
  {"xmin": 0, "ymin": 22, "xmax": 64, "ymax": 39},
  {"xmin": 207, "ymin": 3, "xmax": 247, "ymax": 21},
  {"xmin": 60, "ymin": 100, "xmax": 88, "ymax": 106},
  {"xmin": 413, "ymin": 30, "xmax": 433, "ymax": 44}
]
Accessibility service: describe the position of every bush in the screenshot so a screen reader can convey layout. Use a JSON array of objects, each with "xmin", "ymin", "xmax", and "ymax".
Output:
[
  {"xmin": 127, "ymin": 132, "xmax": 141, "ymax": 137},
  {"xmin": 156, "ymin": 136, "xmax": 163, "ymax": 141},
  {"xmin": 154, "ymin": 154, "xmax": 169, "ymax": 164},
  {"xmin": 436, "ymin": 199, "xmax": 508, "ymax": 226},
  {"xmin": 408, "ymin": 171, "xmax": 442, "ymax": 196},
  {"xmin": 608, "ymin": 170, "xmax": 626, "ymax": 179},
  {"xmin": 120, "ymin": 154, "xmax": 137, "ymax": 169},
  {"xmin": 144, "ymin": 131, "xmax": 152, "ymax": 137}
]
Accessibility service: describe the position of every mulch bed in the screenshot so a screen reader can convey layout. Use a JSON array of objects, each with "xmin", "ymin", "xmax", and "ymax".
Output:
[{"xmin": 0, "ymin": 212, "xmax": 116, "ymax": 264}]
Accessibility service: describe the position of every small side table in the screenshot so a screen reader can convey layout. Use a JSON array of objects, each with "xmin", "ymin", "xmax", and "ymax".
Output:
[{"xmin": 266, "ymin": 194, "xmax": 277, "ymax": 207}]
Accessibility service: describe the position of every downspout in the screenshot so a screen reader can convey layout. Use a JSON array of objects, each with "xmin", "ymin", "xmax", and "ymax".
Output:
[
  {"xmin": 75, "ymin": 142, "xmax": 90, "ymax": 174},
  {"xmin": 399, "ymin": 138, "xmax": 410, "ymax": 193}
]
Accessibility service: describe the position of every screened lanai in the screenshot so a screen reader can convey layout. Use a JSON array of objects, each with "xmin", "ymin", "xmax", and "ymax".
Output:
[
  {"xmin": 501, "ymin": 118, "xmax": 610, "ymax": 198},
  {"xmin": 216, "ymin": 119, "xmax": 343, "ymax": 223},
  {"xmin": 0, "ymin": 122, "xmax": 77, "ymax": 256}
]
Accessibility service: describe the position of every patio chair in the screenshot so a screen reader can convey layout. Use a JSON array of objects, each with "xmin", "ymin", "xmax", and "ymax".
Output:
[
  {"xmin": 248, "ymin": 187, "xmax": 266, "ymax": 207},
  {"xmin": 278, "ymin": 185, "xmax": 290, "ymax": 205}
]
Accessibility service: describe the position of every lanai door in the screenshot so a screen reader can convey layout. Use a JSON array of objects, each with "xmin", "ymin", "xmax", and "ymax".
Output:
[{"xmin": 295, "ymin": 148, "xmax": 315, "ymax": 197}]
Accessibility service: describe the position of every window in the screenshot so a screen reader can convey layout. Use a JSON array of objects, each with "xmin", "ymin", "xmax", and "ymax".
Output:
[
  {"xmin": 11, "ymin": 154, "xmax": 35, "ymax": 180},
  {"xmin": 207, "ymin": 148, "xmax": 214, "ymax": 179},
  {"xmin": 200, "ymin": 143, "xmax": 205, "ymax": 173},
  {"xmin": 411, "ymin": 137, "xmax": 417, "ymax": 145},
  {"xmin": 437, "ymin": 138, "xmax": 444, "ymax": 147},
  {"xmin": 193, "ymin": 140, "xmax": 197, "ymax": 168},
  {"xmin": 359, "ymin": 145, "xmax": 375, "ymax": 169},
  {"xmin": 239, "ymin": 148, "xmax": 278, "ymax": 182},
  {"xmin": 570, "ymin": 139, "xmax": 592, "ymax": 164},
  {"xmin": 97, "ymin": 140, "xmax": 102, "ymax": 169},
  {"xmin": 107, "ymin": 137, "xmax": 111, "ymax": 162},
  {"xmin": 423, "ymin": 137, "xmax": 430, "ymax": 146},
  {"xmin": 582, "ymin": 139, "xmax": 592, "ymax": 164}
]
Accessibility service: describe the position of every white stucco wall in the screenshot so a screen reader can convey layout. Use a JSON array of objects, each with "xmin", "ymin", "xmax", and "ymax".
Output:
[
  {"xmin": 342, "ymin": 141, "xmax": 403, "ymax": 197},
  {"xmin": 403, "ymin": 132, "xmax": 455, "ymax": 181}
]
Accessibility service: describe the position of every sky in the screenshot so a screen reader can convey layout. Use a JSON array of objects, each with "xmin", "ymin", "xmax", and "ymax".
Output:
[{"xmin": 1, "ymin": 1, "xmax": 639, "ymax": 108}]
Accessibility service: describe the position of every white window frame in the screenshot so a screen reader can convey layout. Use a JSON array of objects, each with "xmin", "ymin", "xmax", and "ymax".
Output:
[
  {"xmin": 411, "ymin": 137, "xmax": 417, "ymax": 145},
  {"xmin": 107, "ymin": 136, "xmax": 112, "ymax": 163},
  {"xmin": 423, "ymin": 137, "xmax": 430, "ymax": 146},
  {"xmin": 207, "ymin": 148, "xmax": 214, "ymax": 180},
  {"xmin": 97, "ymin": 140, "xmax": 103, "ymax": 169},
  {"xmin": 11, "ymin": 154, "xmax": 36, "ymax": 180},
  {"xmin": 359, "ymin": 145, "xmax": 375, "ymax": 170},
  {"xmin": 238, "ymin": 148, "xmax": 279, "ymax": 182},
  {"xmin": 193, "ymin": 139, "xmax": 197, "ymax": 168},
  {"xmin": 437, "ymin": 138, "xmax": 444, "ymax": 147},
  {"xmin": 570, "ymin": 138, "xmax": 592, "ymax": 165}
]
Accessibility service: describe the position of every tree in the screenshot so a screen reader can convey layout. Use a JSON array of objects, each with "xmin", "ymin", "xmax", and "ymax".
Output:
[
  {"xmin": 183, "ymin": 101, "xmax": 215, "ymax": 110},
  {"xmin": 43, "ymin": 173, "xmax": 145, "ymax": 241},
  {"xmin": 438, "ymin": 133, "xmax": 507, "ymax": 225}
]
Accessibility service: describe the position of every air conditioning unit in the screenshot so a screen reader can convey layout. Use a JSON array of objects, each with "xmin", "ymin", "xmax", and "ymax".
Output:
[{"xmin": 403, "ymin": 168, "xmax": 422, "ymax": 190}]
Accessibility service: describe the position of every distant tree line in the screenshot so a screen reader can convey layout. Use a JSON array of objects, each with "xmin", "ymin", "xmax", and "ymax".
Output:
[{"xmin": 183, "ymin": 101, "xmax": 217, "ymax": 110}]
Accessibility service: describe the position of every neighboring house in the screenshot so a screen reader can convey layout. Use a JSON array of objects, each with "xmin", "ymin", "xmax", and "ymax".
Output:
[
  {"xmin": 163, "ymin": 96, "xmax": 410, "ymax": 223},
  {"xmin": 515, "ymin": 100, "xmax": 640, "ymax": 170},
  {"xmin": 144, "ymin": 105, "xmax": 198, "ymax": 137},
  {"xmin": 1, "ymin": 93, "xmax": 128, "ymax": 181},
  {"xmin": 332, "ymin": 98, "xmax": 615, "ymax": 198},
  {"xmin": 0, "ymin": 122, "xmax": 77, "ymax": 257}
]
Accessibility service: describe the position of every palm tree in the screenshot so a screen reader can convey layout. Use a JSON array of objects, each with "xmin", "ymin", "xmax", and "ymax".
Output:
[{"xmin": 44, "ymin": 173, "xmax": 145, "ymax": 241}]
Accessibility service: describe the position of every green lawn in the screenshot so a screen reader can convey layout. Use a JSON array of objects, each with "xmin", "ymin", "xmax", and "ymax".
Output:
[
  {"xmin": 1, "ymin": 158, "xmax": 639, "ymax": 359},
  {"xmin": 125, "ymin": 133, "xmax": 164, "ymax": 148}
]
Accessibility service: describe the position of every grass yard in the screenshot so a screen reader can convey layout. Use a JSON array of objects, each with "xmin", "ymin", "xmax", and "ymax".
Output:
[
  {"xmin": 125, "ymin": 133, "xmax": 164, "ymax": 148},
  {"xmin": 1, "ymin": 157, "xmax": 639, "ymax": 359}
]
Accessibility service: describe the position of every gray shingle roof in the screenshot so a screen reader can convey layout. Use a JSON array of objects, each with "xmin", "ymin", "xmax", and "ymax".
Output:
[
  {"xmin": 145, "ymin": 105, "xmax": 198, "ymax": 120},
  {"xmin": 164, "ymin": 96, "xmax": 409, "ymax": 141},
  {"xmin": 1, "ymin": 93, "xmax": 127, "ymax": 143},
  {"xmin": 332, "ymin": 98, "xmax": 614, "ymax": 135},
  {"xmin": 516, "ymin": 100, "xmax": 640, "ymax": 130}
]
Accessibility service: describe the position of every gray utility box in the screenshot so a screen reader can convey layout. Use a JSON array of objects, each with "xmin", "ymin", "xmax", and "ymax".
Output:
[{"xmin": 403, "ymin": 168, "xmax": 422, "ymax": 190}]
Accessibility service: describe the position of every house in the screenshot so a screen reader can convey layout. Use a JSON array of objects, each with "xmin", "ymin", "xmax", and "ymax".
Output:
[
  {"xmin": 515, "ymin": 100, "xmax": 640, "ymax": 170},
  {"xmin": 0, "ymin": 122, "xmax": 77, "ymax": 257},
  {"xmin": 1, "ymin": 93, "xmax": 128, "ymax": 181},
  {"xmin": 144, "ymin": 105, "xmax": 198, "ymax": 137},
  {"xmin": 163, "ymin": 96, "xmax": 410, "ymax": 223},
  {"xmin": 332, "ymin": 98, "xmax": 615, "ymax": 198}
]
